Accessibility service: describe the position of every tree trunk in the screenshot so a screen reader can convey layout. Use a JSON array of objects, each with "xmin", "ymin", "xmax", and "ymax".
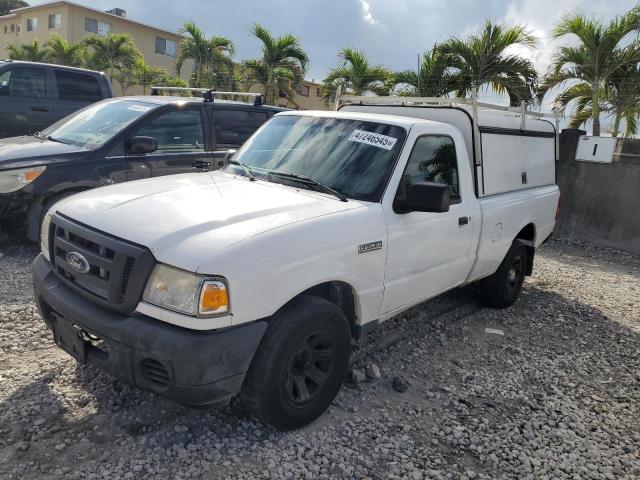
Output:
[
  {"xmin": 592, "ymin": 87, "xmax": 600, "ymax": 136},
  {"xmin": 612, "ymin": 114, "xmax": 621, "ymax": 138}
]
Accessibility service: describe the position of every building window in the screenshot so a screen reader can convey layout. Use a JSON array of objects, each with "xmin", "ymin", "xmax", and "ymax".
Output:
[
  {"xmin": 49, "ymin": 13, "xmax": 61, "ymax": 29},
  {"xmin": 155, "ymin": 36, "xmax": 177, "ymax": 57},
  {"xmin": 27, "ymin": 17, "xmax": 37, "ymax": 32},
  {"xmin": 3, "ymin": 25, "xmax": 7, "ymax": 34},
  {"xmin": 16, "ymin": 24, "xmax": 20, "ymax": 34},
  {"xmin": 10, "ymin": 24, "xmax": 15, "ymax": 33},
  {"xmin": 85, "ymin": 17, "xmax": 110, "ymax": 36},
  {"xmin": 315, "ymin": 87, "xmax": 321, "ymax": 97},
  {"xmin": 297, "ymin": 85, "xmax": 309, "ymax": 97}
]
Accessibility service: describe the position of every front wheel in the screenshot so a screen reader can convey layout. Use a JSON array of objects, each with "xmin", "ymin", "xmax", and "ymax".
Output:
[
  {"xmin": 240, "ymin": 295, "xmax": 352, "ymax": 430},
  {"xmin": 480, "ymin": 240, "xmax": 528, "ymax": 308}
]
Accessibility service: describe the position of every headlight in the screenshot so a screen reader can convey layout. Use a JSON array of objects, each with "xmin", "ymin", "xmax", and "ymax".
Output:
[
  {"xmin": 40, "ymin": 211, "xmax": 52, "ymax": 262},
  {"xmin": 0, "ymin": 166, "xmax": 46, "ymax": 193},
  {"xmin": 142, "ymin": 264, "xmax": 229, "ymax": 317}
]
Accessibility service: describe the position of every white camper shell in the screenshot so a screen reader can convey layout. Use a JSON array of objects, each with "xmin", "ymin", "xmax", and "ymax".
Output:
[{"xmin": 338, "ymin": 96, "xmax": 557, "ymax": 197}]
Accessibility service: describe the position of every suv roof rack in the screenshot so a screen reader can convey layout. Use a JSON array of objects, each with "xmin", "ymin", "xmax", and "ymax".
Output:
[{"xmin": 150, "ymin": 86, "xmax": 263, "ymax": 106}]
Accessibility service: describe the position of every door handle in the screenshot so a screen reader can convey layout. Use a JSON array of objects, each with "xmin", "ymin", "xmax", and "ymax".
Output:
[
  {"xmin": 192, "ymin": 160, "xmax": 212, "ymax": 169},
  {"xmin": 458, "ymin": 216, "xmax": 470, "ymax": 226},
  {"xmin": 31, "ymin": 106, "xmax": 49, "ymax": 112}
]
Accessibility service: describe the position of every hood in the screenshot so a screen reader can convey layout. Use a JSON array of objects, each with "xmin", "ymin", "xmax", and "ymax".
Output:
[
  {"xmin": 54, "ymin": 171, "xmax": 365, "ymax": 272},
  {"xmin": 0, "ymin": 136, "xmax": 89, "ymax": 169}
]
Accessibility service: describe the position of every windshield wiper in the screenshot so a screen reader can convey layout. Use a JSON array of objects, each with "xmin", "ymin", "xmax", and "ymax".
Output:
[
  {"xmin": 228, "ymin": 159, "xmax": 256, "ymax": 181},
  {"xmin": 44, "ymin": 135, "xmax": 69, "ymax": 145},
  {"xmin": 266, "ymin": 171, "xmax": 348, "ymax": 202}
]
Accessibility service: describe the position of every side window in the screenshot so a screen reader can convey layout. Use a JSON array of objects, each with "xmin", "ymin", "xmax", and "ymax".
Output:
[
  {"xmin": 214, "ymin": 109, "xmax": 269, "ymax": 148},
  {"xmin": 55, "ymin": 70, "xmax": 103, "ymax": 102},
  {"xmin": 396, "ymin": 135, "xmax": 460, "ymax": 204},
  {"xmin": 135, "ymin": 109, "xmax": 205, "ymax": 153},
  {"xmin": 0, "ymin": 67, "xmax": 46, "ymax": 98}
]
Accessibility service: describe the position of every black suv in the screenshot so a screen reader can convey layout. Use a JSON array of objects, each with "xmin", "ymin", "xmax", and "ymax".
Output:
[
  {"xmin": 0, "ymin": 95, "xmax": 286, "ymax": 240},
  {"xmin": 0, "ymin": 60, "xmax": 114, "ymax": 138}
]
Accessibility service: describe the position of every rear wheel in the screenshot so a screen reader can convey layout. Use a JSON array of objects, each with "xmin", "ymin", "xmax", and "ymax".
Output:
[
  {"xmin": 480, "ymin": 240, "xmax": 528, "ymax": 308},
  {"xmin": 240, "ymin": 295, "xmax": 351, "ymax": 430}
]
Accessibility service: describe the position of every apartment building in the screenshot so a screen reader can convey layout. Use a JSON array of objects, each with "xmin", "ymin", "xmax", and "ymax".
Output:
[
  {"xmin": 0, "ymin": 1, "xmax": 192, "ymax": 94},
  {"xmin": 294, "ymin": 79, "xmax": 326, "ymax": 110}
]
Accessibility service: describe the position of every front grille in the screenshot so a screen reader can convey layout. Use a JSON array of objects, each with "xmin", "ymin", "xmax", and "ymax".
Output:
[
  {"xmin": 49, "ymin": 213, "xmax": 155, "ymax": 312},
  {"xmin": 140, "ymin": 358, "xmax": 171, "ymax": 389}
]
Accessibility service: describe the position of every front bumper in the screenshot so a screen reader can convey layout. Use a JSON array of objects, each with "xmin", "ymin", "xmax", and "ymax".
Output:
[{"xmin": 33, "ymin": 254, "xmax": 267, "ymax": 407}]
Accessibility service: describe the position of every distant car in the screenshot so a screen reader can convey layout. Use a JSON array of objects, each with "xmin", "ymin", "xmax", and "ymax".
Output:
[
  {"xmin": 0, "ymin": 95, "xmax": 286, "ymax": 240},
  {"xmin": 0, "ymin": 60, "xmax": 114, "ymax": 138}
]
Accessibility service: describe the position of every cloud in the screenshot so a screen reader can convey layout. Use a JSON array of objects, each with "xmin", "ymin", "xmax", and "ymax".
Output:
[{"xmin": 359, "ymin": 0, "xmax": 378, "ymax": 25}]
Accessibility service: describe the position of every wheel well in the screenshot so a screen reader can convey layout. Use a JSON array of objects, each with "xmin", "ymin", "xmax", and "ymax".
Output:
[
  {"xmin": 515, "ymin": 223, "xmax": 536, "ymax": 275},
  {"xmin": 296, "ymin": 282, "xmax": 358, "ymax": 339},
  {"xmin": 26, "ymin": 188, "xmax": 87, "ymax": 241},
  {"xmin": 515, "ymin": 223, "xmax": 535, "ymax": 245}
]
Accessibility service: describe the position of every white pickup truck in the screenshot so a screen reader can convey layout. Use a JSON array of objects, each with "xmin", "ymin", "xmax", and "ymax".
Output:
[{"xmin": 33, "ymin": 97, "xmax": 560, "ymax": 430}]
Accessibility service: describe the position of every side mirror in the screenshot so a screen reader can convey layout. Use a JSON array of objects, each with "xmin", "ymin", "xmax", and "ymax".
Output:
[
  {"xmin": 126, "ymin": 136, "xmax": 158, "ymax": 155},
  {"xmin": 395, "ymin": 182, "xmax": 451, "ymax": 213},
  {"xmin": 224, "ymin": 149, "xmax": 237, "ymax": 163}
]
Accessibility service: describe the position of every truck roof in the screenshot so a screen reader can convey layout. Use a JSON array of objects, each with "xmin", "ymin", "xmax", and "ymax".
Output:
[
  {"xmin": 0, "ymin": 59, "xmax": 107, "ymax": 76},
  {"xmin": 277, "ymin": 109, "xmax": 451, "ymax": 130}
]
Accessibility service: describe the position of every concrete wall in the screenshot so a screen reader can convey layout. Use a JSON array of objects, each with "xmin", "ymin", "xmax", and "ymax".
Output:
[{"xmin": 554, "ymin": 129, "xmax": 640, "ymax": 255}]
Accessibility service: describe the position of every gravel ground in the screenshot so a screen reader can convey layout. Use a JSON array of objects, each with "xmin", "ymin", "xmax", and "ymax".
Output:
[{"xmin": 0, "ymin": 236, "xmax": 639, "ymax": 479}]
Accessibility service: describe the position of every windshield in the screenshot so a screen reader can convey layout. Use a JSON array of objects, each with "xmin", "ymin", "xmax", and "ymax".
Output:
[
  {"xmin": 227, "ymin": 115, "xmax": 407, "ymax": 202},
  {"xmin": 40, "ymin": 99, "xmax": 157, "ymax": 149}
]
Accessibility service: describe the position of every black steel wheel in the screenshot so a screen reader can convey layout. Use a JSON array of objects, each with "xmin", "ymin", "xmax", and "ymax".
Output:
[
  {"xmin": 241, "ymin": 295, "xmax": 351, "ymax": 430},
  {"xmin": 481, "ymin": 240, "xmax": 528, "ymax": 308}
]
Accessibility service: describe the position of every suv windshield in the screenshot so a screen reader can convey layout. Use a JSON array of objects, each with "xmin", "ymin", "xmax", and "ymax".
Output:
[
  {"xmin": 227, "ymin": 115, "xmax": 406, "ymax": 202},
  {"xmin": 40, "ymin": 99, "xmax": 157, "ymax": 149}
]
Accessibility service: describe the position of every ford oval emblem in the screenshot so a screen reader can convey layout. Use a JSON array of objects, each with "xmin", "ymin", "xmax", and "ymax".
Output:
[{"xmin": 66, "ymin": 251, "xmax": 90, "ymax": 274}]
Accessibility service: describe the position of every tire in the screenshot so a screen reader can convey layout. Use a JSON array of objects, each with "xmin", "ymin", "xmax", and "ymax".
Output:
[
  {"xmin": 240, "ymin": 295, "xmax": 352, "ymax": 430},
  {"xmin": 480, "ymin": 240, "xmax": 528, "ymax": 308}
]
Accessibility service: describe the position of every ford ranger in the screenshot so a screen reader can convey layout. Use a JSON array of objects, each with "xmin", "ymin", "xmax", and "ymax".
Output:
[{"xmin": 33, "ymin": 102, "xmax": 560, "ymax": 430}]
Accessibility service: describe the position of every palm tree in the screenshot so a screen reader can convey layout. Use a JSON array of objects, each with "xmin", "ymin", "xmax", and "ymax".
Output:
[
  {"xmin": 322, "ymin": 48, "xmax": 390, "ymax": 102},
  {"xmin": 0, "ymin": 0, "xmax": 27, "ymax": 16},
  {"xmin": 7, "ymin": 40, "xmax": 47, "ymax": 62},
  {"xmin": 393, "ymin": 45, "xmax": 454, "ymax": 97},
  {"xmin": 606, "ymin": 62, "xmax": 640, "ymax": 137},
  {"xmin": 44, "ymin": 34, "xmax": 86, "ymax": 67},
  {"xmin": 84, "ymin": 32, "xmax": 141, "ymax": 85},
  {"xmin": 175, "ymin": 21, "xmax": 234, "ymax": 88},
  {"xmin": 438, "ymin": 21, "xmax": 538, "ymax": 107},
  {"xmin": 540, "ymin": 9, "xmax": 640, "ymax": 135},
  {"xmin": 243, "ymin": 23, "xmax": 309, "ymax": 106}
]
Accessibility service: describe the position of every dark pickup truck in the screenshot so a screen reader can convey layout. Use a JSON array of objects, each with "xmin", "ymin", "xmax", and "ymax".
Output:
[
  {"xmin": 0, "ymin": 60, "xmax": 114, "ymax": 138},
  {"xmin": 0, "ymin": 94, "xmax": 286, "ymax": 240}
]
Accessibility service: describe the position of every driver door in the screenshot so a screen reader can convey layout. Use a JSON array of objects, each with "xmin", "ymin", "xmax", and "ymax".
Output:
[{"xmin": 125, "ymin": 107, "xmax": 214, "ymax": 179}]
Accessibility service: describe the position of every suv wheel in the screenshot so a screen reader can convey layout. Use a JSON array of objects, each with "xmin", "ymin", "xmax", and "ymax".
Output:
[
  {"xmin": 240, "ymin": 295, "xmax": 351, "ymax": 430},
  {"xmin": 480, "ymin": 240, "xmax": 528, "ymax": 308}
]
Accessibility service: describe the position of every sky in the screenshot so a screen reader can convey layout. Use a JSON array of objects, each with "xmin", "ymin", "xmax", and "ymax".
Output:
[{"xmin": 29, "ymin": 0, "xmax": 640, "ymax": 115}]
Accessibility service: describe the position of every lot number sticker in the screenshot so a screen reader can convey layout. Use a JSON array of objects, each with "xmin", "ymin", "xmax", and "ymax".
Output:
[{"xmin": 348, "ymin": 130, "xmax": 398, "ymax": 150}]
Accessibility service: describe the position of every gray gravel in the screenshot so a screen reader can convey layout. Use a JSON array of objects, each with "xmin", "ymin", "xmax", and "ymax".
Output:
[{"xmin": 1, "ymin": 236, "xmax": 639, "ymax": 479}]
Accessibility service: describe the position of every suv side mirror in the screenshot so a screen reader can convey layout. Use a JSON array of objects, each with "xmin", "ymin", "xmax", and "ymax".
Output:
[
  {"xmin": 395, "ymin": 182, "xmax": 451, "ymax": 213},
  {"xmin": 126, "ymin": 136, "xmax": 158, "ymax": 155}
]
